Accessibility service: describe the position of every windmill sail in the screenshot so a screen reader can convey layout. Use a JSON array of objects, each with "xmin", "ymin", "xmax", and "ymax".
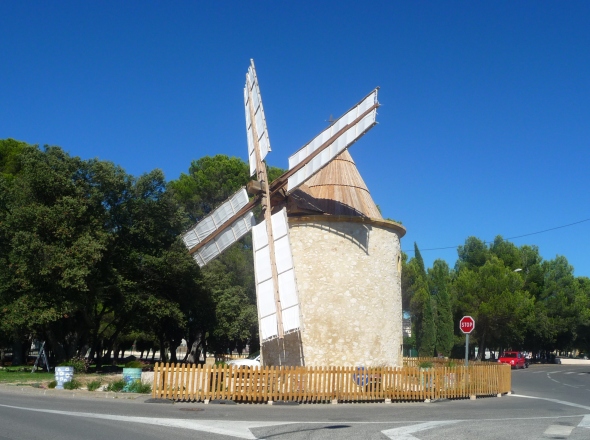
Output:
[
  {"xmin": 181, "ymin": 62, "xmax": 377, "ymax": 346},
  {"xmin": 245, "ymin": 59, "xmax": 271, "ymax": 176},
  {"xmin": 182, "ymin": 188, "xmax": 254, "ymax": 267},
  {"xmin": 286, "ymin": 88, "xmax": 379, "ymax": 192},
  {"xmin": 252, "ymin": 208, "xmax": 301, "ymax": 340}
]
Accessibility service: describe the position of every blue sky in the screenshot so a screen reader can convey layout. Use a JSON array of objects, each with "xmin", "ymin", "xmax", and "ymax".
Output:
[{"xmin": 2, "ymin": 1, "xmax": 589, "ymax": 276}]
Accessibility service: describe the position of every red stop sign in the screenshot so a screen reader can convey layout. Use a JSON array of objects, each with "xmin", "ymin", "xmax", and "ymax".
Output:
[{"xmin": 460, "ymin": 316, "xmax": 475, "ymax": 334}]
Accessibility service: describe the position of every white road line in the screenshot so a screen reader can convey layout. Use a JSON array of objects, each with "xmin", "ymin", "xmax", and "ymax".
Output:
[
  {"xmin": 579, "ymin": 414, "xmax": 590, "ymax": 428},
  {"xmin": 564, "ymin": 372, "xmax": 576, "ymax": 375},
  {"xmin": 509, "ymin": 394, "xmax": 590, "ymax": 411},
  {"xmin": 0, "ymin": 403, "xmax": 292, "ymax": 439},
  {"xmin": 543, "ymin": 424, "xmax": 574, "ymax": 436},
  {"xmin": 381, "ymin": 421, "xmax": 457, "ymax": 440}
]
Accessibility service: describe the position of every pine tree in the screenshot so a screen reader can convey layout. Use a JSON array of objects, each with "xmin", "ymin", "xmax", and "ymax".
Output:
[
  {"xmin": 412, "ymin": 243, "xmax": 436, "ymax": 356},
  {"xmin": 418, "ymin": 289, "xmax": 436, "ymax": 357},
  {"xmin": 429, "ymin": 260, "xmax": 454, "ymax": 356}
]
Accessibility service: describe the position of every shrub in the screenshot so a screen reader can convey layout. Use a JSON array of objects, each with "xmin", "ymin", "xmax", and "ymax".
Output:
[
  {"xmin": 106, "ymin": 379, "xmax": 126, "ymax": 392},
  {"xmin": 87, "ymin": 379, "xmax": 102, "ymax": 392},
  {"xmin": 125, "ymin": 360, "xmax": 143, "ymax": 368},
  {"xmin": 47, "ymin": 380, "xmax": 57, "ymax": 389},
  {"xmin": 125, "ymin": 380, "xmax": 151, "ymax": 394},
  {"xmin": 59, "ymin": 356, "xmax": 90, "ymax": 373},
  {"xmin": 418, "ymin": 361, "xmax": 433, "ymax": 369},
  {"xmin": 63, "ymin": 379, "xmax": 81, "ymax": 390}
]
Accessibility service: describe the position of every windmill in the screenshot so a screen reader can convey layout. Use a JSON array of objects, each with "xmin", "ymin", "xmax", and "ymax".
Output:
[{"xmin": 182, "ymin": 60, "xmax": 391, "ymax": 366}]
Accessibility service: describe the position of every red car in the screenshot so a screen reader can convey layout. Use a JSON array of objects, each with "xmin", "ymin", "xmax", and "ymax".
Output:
[{"xmin": 498, "ymin": 351, "xmax": 527, "ymax": 369}]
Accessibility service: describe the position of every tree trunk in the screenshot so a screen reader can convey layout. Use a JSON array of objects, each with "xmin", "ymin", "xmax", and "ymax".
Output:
[
  {"xmin": 46, "ymin": 330, "xmax": 67, "ymax": 364},
  {"xmin": 477, "ymin": 331, "xmax": 486, "ymax": 361},
  {"xmin": 11, "ymin": 339, "xmax": 25, "ymax": 366},
  {"xmin": 159, "ymin": 337, "xmax": 167, "ymax": 363},
  {"xmin": 185, "ymin": 337, "xmax": 202, "ymax": 364}
]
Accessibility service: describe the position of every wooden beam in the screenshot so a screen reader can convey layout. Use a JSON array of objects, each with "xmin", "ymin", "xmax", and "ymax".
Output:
[
  {"xmin": 187, "ymin": 195, "xmax": 260, "ymax": 255},
  {"xmin": 268, "ymin": 101, "xmax": 379, "ymax": 198}
]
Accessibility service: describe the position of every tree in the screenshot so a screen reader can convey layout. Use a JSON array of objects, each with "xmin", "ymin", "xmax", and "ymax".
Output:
[
  {"xmin": 171, "ymin": 155, "xmax": 289, "ymax": 354},
  {"xmin": 0, "ymin": 143, "xmax": 206, "ymax": 366},
  {"xmin": 168, "ymin": 155, "xmax": 250, "ymax": 223},
  {"xmin": 453, "ymin": 255, "xmax": 534, "ymax": 358},
  {"xmin": 429, "ymin": 260, "xmax": 454, "ymax": 357},
  {"xmin": 405, "ymin": 243, "xmax": 436, "ymax": 356},
  {"xmin": 456, "ymin": 236, "xmax": 490, "ymax": 270},
  {"xmin": 0, "ymin": 145, "xmax": 111, "ymax": 362},
  {"xmin": 0, "ymin": 138, "xmax": 26, "ymax": 178},
  {"xmin": 168, "ymin": 155, "xmax": 271, "ymax": 356}
]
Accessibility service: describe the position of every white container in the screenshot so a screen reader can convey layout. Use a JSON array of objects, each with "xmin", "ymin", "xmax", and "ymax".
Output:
[{"xmin": 54, "ymin": 366, "xmax": 74, "ymax": 389}]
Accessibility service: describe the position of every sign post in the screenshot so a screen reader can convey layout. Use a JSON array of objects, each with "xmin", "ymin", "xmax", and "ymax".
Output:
[{"xmin": 459, "ymin": 316, "xmax": 475, "ymax": 367}]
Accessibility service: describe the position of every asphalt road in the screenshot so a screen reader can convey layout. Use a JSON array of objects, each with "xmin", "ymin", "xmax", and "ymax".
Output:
[{"xmin": 1, "ymin": 363, "xmax": 589, "ymax": 439}]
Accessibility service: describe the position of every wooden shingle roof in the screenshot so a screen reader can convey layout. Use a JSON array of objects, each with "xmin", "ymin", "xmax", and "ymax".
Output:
[{"xmin": 291, "ymin": 149, "xmax": 382, "ymax": 219}]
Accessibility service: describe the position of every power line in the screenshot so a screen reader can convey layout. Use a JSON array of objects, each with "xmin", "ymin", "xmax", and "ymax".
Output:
[{"xmin": 403, "ymin": 218, "xmax": 590, "ymax": 253}]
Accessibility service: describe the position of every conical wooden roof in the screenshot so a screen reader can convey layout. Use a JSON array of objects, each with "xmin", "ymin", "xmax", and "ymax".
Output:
[{"xmin": 298, "ymin": 149, "xmax": 382, "ymax": 219}]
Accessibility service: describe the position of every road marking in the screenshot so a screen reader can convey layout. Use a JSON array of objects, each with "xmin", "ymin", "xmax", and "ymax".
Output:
[
  {"xmin": 543, "ymin": 424, "xmax": 574, "ymax": 436},
  {"xmin": 1, "ymin": 401, "xmax": 588, "ymax": 439},
  {"xmin": 564, "ymin": 372, "xmax": 576, "ymax": 375},
  {"xmin": 510, "ymin": 394, "xmax": 590, "ymax": 411},
  {"xmin": 381, "ymin": 421, "xmax": 457, "ymax": 439},
  {"xmin": 0, "ymin": 403, "xmax": 291, "ymax": 439}
]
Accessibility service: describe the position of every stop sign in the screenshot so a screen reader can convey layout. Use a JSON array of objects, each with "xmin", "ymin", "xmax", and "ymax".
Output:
[{"xmin": 460, "ymin": 316, "xmax": 475, "ymax": 334}]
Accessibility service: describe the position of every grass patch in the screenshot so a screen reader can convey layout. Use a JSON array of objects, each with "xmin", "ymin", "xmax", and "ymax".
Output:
[
  {"xmin": 125, "ymin": 380, "xmax": 151, "ymax": 394},
  {"xmin": 87, "ymin": 379, "xmax": 102, "ymax": 391},
  {"xmin": 0, "ymin": 368, "xmax": 54, "ymax": 384},
  {"xmin": 106, "ymin": 379, "xmax": 126, "ymax": 392},
  {"xmin": 63, "ymin": 379, "xmax": 81, "ymax": 390}
]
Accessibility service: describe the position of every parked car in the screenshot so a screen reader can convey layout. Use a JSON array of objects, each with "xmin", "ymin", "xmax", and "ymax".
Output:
[
  {"xmin": 498, "ymin": 351, "xmax": 527, "ymax": 369},
  {"xmin": 226, "ymin": 354, "xmax": 261, "ymax": 368}
]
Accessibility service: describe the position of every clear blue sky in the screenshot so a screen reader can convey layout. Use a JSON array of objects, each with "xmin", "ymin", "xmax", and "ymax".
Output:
[{"xmin": 2, "ymin": 1, "xmax": 589, "ymax": 276}]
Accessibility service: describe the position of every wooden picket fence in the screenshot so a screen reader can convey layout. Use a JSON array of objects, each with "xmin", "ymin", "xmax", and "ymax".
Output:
[{"xmin": 152, "ymin": 362, "xmax": 511, "ymax": 403}]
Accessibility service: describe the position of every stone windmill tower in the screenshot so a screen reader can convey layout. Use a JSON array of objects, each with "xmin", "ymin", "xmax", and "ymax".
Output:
[
  {"xmin": 182, "ymin": 60, "xmax": 406, "ymax": 368},
  {"xmin": 269, "ymin": 150, "xmax": 406, "ymax": 367}
]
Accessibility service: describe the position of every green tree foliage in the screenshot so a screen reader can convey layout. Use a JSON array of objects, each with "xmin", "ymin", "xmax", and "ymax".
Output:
[
  {"xmin": 405, "ymin": 243, "xmax": 436, "ymax": 356},
  {"xmin": 429, "ymin": 260, "xmax": 454, "ymax": 357},
  {"xmin": 418, "ymin": 289, "xmax": 436, "ymax": 357},
  {"xmin": 454, "ymin": 255, "xmax": 534, "ymax": 357},
  {"xmin": 456, "ymin": 236, "xmax": 490, "ymax": 270},
  {"xmin": 169, "ymin": 155, "xmax": 250, "ymax": 222},
  {"xmin": 0, "ymin": 143, "xmax": 205, "ymax": 364},
  {"xmin": 0, "ymin": 138, "xmax": 27, "ymax": 178}
]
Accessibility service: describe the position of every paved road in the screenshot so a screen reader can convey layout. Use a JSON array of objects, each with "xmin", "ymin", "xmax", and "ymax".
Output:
[{"xmin": 1, "ymin": 364, "xmax": 589, "ymax": 439}]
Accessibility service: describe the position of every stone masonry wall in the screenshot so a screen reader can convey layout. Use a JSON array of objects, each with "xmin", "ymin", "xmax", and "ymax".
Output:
[{"xmin": 287, "ymin": 217, "xmax": 403, "ymax": 367}]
